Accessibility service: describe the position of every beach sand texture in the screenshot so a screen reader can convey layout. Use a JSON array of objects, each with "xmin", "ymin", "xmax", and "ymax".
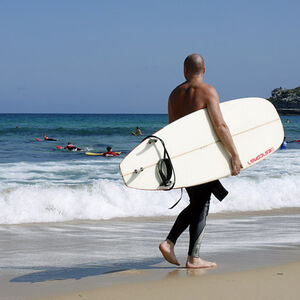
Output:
[
  {"xmin": 32, "ymin": 261, "xmax": 300, "ymax": 300},
  {"xmin": 1, "ymin": 212, "xmax": 300, "ymax": 300}
]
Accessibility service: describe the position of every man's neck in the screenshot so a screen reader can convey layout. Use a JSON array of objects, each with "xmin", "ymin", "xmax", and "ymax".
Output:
[{"xmin": 185, "ymin": 74, "xmax": 203, "ymax": 82}]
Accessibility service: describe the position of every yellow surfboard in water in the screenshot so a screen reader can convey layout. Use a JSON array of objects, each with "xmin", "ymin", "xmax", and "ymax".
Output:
[{"xmin": 85, "ymin": 152, "xmax": 121, "ymax": 156}]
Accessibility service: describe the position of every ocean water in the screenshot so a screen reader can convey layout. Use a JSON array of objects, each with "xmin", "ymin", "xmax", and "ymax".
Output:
[{"xmin": 0, "ymin": 113, "xmax": 299, "ymax": 225}]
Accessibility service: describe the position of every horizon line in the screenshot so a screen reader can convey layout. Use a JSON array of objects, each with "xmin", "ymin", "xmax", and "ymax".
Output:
[{"xmin": 0, "ymin": 112, "xmax": 168, "ymax": 115}]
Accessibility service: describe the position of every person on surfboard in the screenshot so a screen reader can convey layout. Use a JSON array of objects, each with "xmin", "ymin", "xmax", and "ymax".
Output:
[
  {"xmin": 64, "ymin": 142, "xmax": 81, "ymax": 151},
  {"xmin": 102, "ymin": 146, "xmax": 120, "ymax": 157},
  {"xmin": 135, "ymin": 127, "xmax": 142, "ymax": 135},
  {"xmin": 44, "ymin": 134, "xmax": 58, "ymax": 141},
  {"xmin": 131, "ymin": 127, "xmax": 142, "ymax": 136},
  {"xmin": 159, "ymin": 54, "xmax": 242, "ymax": 269}
]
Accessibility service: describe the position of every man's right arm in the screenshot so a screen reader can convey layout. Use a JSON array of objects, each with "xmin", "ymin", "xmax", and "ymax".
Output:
[{"xmin": 205, "ymin": 86, "xmax": 242, "ymax": 175}]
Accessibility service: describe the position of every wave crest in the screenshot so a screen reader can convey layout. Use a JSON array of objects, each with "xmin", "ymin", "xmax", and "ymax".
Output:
[{"xmin": 1, "ymin": 175, "xmax": 300, "ymax": 224}]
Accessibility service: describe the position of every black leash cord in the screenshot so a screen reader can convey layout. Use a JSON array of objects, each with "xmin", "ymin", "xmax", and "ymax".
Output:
[
  {"xmin": 142, "ymin": 135, "xmax": 182, "ymax": 209},
  {"xmin": 168, "ymin": 188, "xmax": 183, "ymax": 209}
]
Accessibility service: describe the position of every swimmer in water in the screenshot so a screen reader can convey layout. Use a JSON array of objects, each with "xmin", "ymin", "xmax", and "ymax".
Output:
[
  {"xmin": 131, "ymin": 127, "xmax": 142, "ymax": 136},
  {"xmin": 135, "ymin": 127, "xmax": 142, "ymax": 135},
  {"xmin": 64, "ymin": 142, "xmax": 81, "ymax": 151},
  {"xmin": 44, "ymin": 134, "xmax": 58, "ymax": 141},
  {"xmin": 102, "ymin": 146, "xmax": 120, "ymax": 157}
]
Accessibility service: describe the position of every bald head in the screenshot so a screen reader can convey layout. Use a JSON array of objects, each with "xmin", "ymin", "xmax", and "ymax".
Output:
[{"xmin": 184, "ymin": 54, "xmax": 205, "ymax": 77}]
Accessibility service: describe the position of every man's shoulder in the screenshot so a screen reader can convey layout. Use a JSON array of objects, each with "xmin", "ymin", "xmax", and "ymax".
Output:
[
  {"xmin": 170, "ymin": 81, "xmax": 187, "ymax": 95},
  {"xmin": 200, "ymin": 82, "xmax": 217, "ymax": 94},
  {"xmin": 197, "ymin": 83, "xmax": 218, "ymax": 103}
]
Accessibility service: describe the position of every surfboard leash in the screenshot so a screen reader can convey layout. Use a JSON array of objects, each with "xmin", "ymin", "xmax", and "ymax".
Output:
[
  {"xmin": 142, "ymin": 135, "xmax": 183, "ymax": 209},
  {"xmin": 168, "ymin": 188, "xmax": 183, "ymax": 209}
]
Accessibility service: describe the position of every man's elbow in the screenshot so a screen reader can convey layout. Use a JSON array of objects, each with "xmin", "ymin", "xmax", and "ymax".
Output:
[{"xmin": 214, "ymin": 121, "xmax": 228, "ymax": 133}]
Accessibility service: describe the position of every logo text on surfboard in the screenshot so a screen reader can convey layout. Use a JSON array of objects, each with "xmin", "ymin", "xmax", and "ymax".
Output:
[{"xmin": 247, "ymin": 147, "xmax": 275, "ymax": 166}]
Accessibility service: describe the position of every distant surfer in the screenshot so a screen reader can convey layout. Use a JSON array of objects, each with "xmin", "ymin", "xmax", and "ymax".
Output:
[
  {"xmin": 102, "ymin": 146, "xmax": 120, "ymax": 157},
  {"xmin": 44, "ymin": 134, "xmax": 58, "ymax": 141},
  {"xmin": 131, "ymin": 127, "xmax": 142, "ymax": 136},
  {"xmin": 159, "ymin": 54, "xmax": 242, "ymax": 269},
  {"xmin": 280, "ymin": 137, "xmax": 287, "ymax": 150},
  {"xmin": 64, "ymin": 142, "xmax": 81, "ymax": 151},
  {"xmin": 135, "ymin": 127, "xmax": 142, "ymax": 135}
]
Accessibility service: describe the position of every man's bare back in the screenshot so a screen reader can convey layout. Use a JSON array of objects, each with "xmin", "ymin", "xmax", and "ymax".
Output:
[{"xmin": 168, "ymin": 80, "xmax": 217, "ymax": 123}]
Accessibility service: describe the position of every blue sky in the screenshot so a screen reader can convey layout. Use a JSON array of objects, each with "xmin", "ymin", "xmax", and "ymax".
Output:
[{"xmin": 1, "ymin": 0, "xmax": 299, "ymax": 113}]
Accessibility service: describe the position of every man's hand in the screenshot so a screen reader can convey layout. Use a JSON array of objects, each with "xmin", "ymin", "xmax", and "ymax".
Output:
[{"xmin": 231, "ymin": 155, "xmax": 243, "ymax": 175}]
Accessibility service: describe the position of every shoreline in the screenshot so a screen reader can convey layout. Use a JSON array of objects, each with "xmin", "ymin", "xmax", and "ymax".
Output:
[
  {"xmin": 2, "ymin": 241, "xmax": 300, "ymax": 300},
  {"xmin": 1, "ymin": 206, "xmax": 300, "ymax": 227},
  {"xmin": 1, "ymin": 210, "xmax": 300, "ymax": 300}
]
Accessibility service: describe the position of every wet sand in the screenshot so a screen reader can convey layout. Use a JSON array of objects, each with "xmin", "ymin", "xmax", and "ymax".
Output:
[
  {"xmin": 36, "ymin": 261, "xmax": 300, "ymax": 300},
  {"xmin": 1, "ymin": 210, "xmax": 300, "ymax": 299}
]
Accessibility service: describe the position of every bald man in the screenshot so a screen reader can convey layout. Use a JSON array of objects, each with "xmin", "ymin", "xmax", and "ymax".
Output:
[{"xmin": 159, "ymin": 54, "xmax": 242, "ymax": 268}]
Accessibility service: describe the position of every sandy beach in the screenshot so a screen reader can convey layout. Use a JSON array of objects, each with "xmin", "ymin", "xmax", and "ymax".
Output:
[
  {"xmin": 35, "ymin": 261, "xmax": 300, "ymax": 300},
  {"xmin": 3, "ymin": 257, "xmax": 300, "ymax": 300},
  {"xmin": 1, "ymin": 211, "xmax": 300, "ymax": 300}
]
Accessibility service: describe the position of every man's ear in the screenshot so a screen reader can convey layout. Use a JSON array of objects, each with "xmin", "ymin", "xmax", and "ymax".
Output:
[{"xmin": 184, "ymin": 66, "xmax": 188, "ymax": 78}]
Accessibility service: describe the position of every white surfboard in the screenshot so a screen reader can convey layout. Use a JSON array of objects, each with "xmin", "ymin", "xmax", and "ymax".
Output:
[{"xmin": 120, "ymin": 98, "xmax": 284, "ymax": 190}]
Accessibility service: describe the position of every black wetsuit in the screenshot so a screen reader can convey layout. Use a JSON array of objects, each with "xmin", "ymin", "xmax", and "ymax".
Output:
[{"xmin": 167, "ymin": 180, "xmax": 228, "ymax": 257}]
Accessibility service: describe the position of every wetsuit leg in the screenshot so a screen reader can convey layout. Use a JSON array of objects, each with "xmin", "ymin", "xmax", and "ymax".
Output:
[
  {"xmin": 166, "ymin": 183, "xmax": 212, "ymax": 256},
  {"xmin": 187, "ymin": 186, "xmax": 211, "ymax": 257},
  {"xmin": 166, "ymin": 203, "xmax": 192, "ymax": 245}
]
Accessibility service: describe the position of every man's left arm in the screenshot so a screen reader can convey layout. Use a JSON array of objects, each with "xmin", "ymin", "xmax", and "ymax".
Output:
[{"xmin": 206, "ymin": 87, "xmax": 242, "ymax": 175}]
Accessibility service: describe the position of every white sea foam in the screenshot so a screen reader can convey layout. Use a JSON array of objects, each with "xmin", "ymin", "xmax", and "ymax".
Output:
[
  {"xmin": 0, "ymin": 159, "xmax": 122, "ymax": 187},
  {"xmin": 0, "ymin": 180, "xmax": 182, "ymax": 224},
  {"xmin": 0, "ymin": 149, "xmax": 299, "ymax": 224},
  {"xmin": 212, "ymin": 175, "xmax": 300, "ymax": 213},
  {"xmin": 0, "ymin": 173, "xmax": 300, "ymax": 224}
]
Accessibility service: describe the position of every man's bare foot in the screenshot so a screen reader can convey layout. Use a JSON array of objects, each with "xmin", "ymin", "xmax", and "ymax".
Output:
[
  {"xmin": 186, "ymin": 256, "xmax": 217, "ymax": 269},
  {"xmin": 159, "ymin": 240, "xmax": 180, "ymax": 266}
]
